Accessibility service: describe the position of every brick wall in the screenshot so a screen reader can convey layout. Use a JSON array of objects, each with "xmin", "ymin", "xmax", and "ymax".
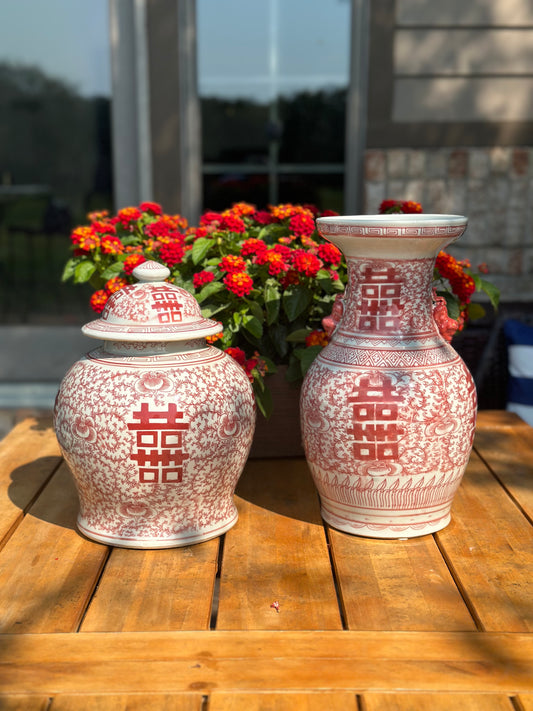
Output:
[{"xmin": 364, "ymin": 147, "xmax": 533, "ymax": 302}]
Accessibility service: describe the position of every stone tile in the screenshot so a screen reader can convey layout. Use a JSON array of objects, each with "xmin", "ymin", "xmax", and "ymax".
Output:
[
  {"xmin": 512, "ymin": 148, "xmax": 530, "ymax": 177},
  {"xmin": 425, "ymin": 151, "xmax": 447, "ymax": 178},
  {"xmin": 448, "ymin": 150, "xmax": 468, "ymax": 178},
  {"xmin": 407, "ymin": 150, "xmax": 426, "ymax": 178},
  {"xmin": 468, "ymin": 149, "xmax": 491, "ymax": 179},
  {"xmin": 365, "ymin": 150, "xmax": 386, "ymax": 181},
  {"xmin": 489, "ymin": 147, "xmax": 511, "ymax": 175},
  {"xmin": 364, "ymin": 182, "xmax": 386, "ymax": 213},
  {"xmin": 387, "ymin": 150, "xmax": 408, "ymax": 179}
]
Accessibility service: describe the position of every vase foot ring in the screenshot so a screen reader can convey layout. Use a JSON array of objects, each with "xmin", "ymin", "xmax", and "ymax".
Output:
[
  {"xmin": 76, "ymin": 513, "xmax": 238, "ymax": 548},
  {"xmin": 321, "ymin": 509, "xmax": 451, "ymax": 539}
]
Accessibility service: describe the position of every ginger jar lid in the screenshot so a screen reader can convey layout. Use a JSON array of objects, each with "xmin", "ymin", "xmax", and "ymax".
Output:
[{"xmin": 82, "ymin": 260, "xmax": 222, "ymax": 342}]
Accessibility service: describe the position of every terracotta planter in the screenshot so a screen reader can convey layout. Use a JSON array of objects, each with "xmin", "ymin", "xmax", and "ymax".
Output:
[
  {"xmin": 249, "ymin": 366, "xmax": 304, "ymax": 459},
  {"xmin": 301, "ymin": 214, "xmax": 477, "ymax": 538}
]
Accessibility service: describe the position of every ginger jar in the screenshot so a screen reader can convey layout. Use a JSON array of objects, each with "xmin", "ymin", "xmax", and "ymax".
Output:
[
  {"xmin": 300, "ymin": 214, "xmax": 477, "ymax": 539},
  {"xmin": 54, "ymin": 260, "xmax": 256, "ymax": 548}
]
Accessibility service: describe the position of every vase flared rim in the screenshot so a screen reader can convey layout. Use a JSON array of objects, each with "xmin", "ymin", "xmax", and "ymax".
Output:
[{"xmin": 317, "ymin": 214, "xmax": 467, "ymax": 228}]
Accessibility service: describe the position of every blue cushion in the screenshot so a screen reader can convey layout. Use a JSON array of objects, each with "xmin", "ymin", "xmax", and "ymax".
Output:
[{"xmin": 504, "ymin": 318, "xmax": 533, "ymax": 426}]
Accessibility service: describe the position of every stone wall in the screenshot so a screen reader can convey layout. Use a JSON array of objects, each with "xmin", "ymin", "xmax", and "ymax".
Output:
[{"xmin": 363, "ymin": 147, "xmax": 533, "ymax": 302}]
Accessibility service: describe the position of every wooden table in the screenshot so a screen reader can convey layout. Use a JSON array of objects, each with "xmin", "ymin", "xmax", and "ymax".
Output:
[{"xmin": 0, "ymin": 410, "xmax": 532, "ymax": 710}]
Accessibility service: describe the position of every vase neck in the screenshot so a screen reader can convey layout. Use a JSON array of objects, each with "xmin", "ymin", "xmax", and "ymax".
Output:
[{"xmin": 336, "ymin": 256, "xmax": 439, "ymax": 339}]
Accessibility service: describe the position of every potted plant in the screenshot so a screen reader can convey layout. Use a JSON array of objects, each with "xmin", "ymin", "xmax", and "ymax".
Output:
[{"xmin": 62, "ymin": 199, "xmax": 499, "ymax": 426}]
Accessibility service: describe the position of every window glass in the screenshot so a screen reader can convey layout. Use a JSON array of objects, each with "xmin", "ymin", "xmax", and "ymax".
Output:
[
  {"xmin": 198, "ymin": 0, "xmax": 350, "ymax": 210},
  {"xmin": 0, "ymin": 0, "xmax": 111, "ymax": 323}
]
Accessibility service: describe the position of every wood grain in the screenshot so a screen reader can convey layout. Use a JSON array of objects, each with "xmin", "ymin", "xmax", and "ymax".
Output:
[
  {"xmin": 209, "ymin": 692, "xmax": 357, "ymax": 710},
  {"xmin": 0, "ymin": 697, "xmax": 50, "ymax": 710},
  {"xmin": 0, "ymin": 416, "xmax": 61, "ymax": 547},
  {"xmin": 329, "ymin": 528, "xmax": 476, "ymax": 630},
  {"xmin": 80, "ymin": 540, "xmax": 219, "ymax": 632},
  {"xmin": 0, "ymin": 631, "xmax": 532, "ymax": 694},
  {"xmin": 50, "ymin": 694, "xmax": 204, "ymax": 710},
  {"xmin": 216, "ymin": 458, "xmax": 342, "ymax": 630},
  {"xmin": 474, "ymin": 412, "xmax": 533, "ymax": 521},
  {"xmin": 0, "ymin": 463, "xmax": 107, "ymax": 633},
  {"xmin": 436, "ymin": 450, "xmax": 533, "ymax": 632},
  {"xmin": 361, "ymin": 692, "xmax": 515, "ymax": 710}
]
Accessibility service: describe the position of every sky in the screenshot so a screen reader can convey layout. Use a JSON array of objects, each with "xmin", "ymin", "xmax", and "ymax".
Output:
[
  {"xmin": 0, "ymin": 0, "xmax": 349, "ymax": 101},
  {"xmin": 0, "ymin": 0, "xmax": 111, "ymax": 97}
]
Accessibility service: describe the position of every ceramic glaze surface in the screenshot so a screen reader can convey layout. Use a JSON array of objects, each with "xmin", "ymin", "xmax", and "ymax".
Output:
[
  {"xmin": 54, "ymin": 262, "xmax": 255, "ymax": 548},
  {"xmin": 300, "ymin": 215, "xmax": 476, "ymax": 538}
]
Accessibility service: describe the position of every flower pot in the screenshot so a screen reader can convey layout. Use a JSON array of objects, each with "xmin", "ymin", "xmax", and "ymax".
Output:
[
  {"xmin": 249, "ymin": 366, "xmax": 304, "ymax": 458},
  {"xmin": 300, "ymin": 214, "xmax": 477, "ymax": 538},
  {"xmin": 54, "ymin": 261, "xmax": 255, "ymax": 548}
]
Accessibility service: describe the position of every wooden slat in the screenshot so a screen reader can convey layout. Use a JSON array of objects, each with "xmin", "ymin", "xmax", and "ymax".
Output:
[
  {"xmin": 0, "ymin": 631, "xmax": 532, "ymax": 694},
  {"xmin": 80, "ymin": 541, "xmax": 219, "ymax": 632},
  {"xmin": 50, "ymin": 693, "xmax": 204, "ymax": 710},
  {"xmin": 517, "ymin": 695, "xmax": 533, "ymax": 711},
  {"xmin": 0, "ymin": 417, "xmax": 61, "ymax": 546},
  {"xmin": 361, "ymin": 692, "xmax": 515, "ymax": 710},
  {"xmin": 436, "ymin": 450, "xmax": 533, "ymax": 632},
  {"xmin": 209, "ymin": 692, "xmax": 357, "ymax": 710},
  {"xmin": 474, "ymin": 411, "xmax": 533, "ymax": 521},
  {"xmin": 0, "ymin": 697, "xmax": 50, "ymax": 710},
  {"xmin": 215, "ymin": 458, "xmax": 343, "ymax": 630},
  {"xmin": 328, "ymin": 529, "xmax": 476, "ymax": 631},
  {"xmin": 0, "ymin": 463, "xmax": 108, "ymax": 633}
]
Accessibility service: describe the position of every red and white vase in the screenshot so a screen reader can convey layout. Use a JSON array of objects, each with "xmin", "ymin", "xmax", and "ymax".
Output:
[
  {"xmin": 300, "ymin": 214, "xmax": 477, "ymax": 538},
  {"xmin": 54, "ymin": 261, "xmax": 255, "ymax": 548}
]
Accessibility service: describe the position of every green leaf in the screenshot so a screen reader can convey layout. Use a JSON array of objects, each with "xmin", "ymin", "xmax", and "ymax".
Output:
[
  {"xmin": 269, "ymin": 322, "xmax": 289, "ymax": 358},
  {"xmin": 254, "ymin": 380, "xmax": 273, "ymax": 419},
  {"xmin": 286, "ymin": 328, "xmax": 311, "ymax": 343},
  {"xmin": 242, "ymin": 314, "xmax": 263, "ymax": 339},
  {"xmin": 467, "ymin": 302, "xmax": 486, "ymax": 321},
  {"xmin": 478, "ymin": 278, "xmax": 501, "ymax": 310},
  {"xmin": 264, "ymin": 282, "xmax": 281, "ymax": 325},
  {"xmin": 201, "ymin": 303, "xmax": 229, "ymax": 319},
  {"xmin": 191, "ymin": 238, "xmax": 215, "ymax": 265},
  {"xmin": 437, "ymin": 290, "xmax": 461, "ymax": 321},
  {"xmin": 295, "ymin": 344, "xmax": 323, "ymax": 375},
  {"xmin": 61, "ymin": 258, "xmax": 78, "ymax": 282},
  {"xmin": 246, "ymin": 298, "xmax": 264, "ymax": 323},
  {"xmin": 100, "ymin": 262, "xmax": 125, "ymax": 280},
  {"xmin": 283, "ymin": 284, "xmax": 312, "ymax": 322},
  {"xmin": 73, "ymin": 261, "xmax": 96, "ymax": 284},
  {"xmin": 196, "ymin": 280, "xmax": 225, "ymax": 303}
]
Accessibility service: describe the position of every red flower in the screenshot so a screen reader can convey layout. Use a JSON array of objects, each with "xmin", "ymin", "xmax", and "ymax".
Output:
[
  {"xmin": 223, "ymin": 271, "xmax": 254, "ymax": 297},
  {"xmin": 123, "ymin": 254, "xmax": 146, "ymax": 275},
  {"xmin": 256, "ymin": 248, "xmax": 289, "ymax": 276},
  {"xmin": 317, "ymin": 243, "xmax": 342, "ymax": 266},
  {"xmin": 90, "ymin": 289, "xmax": 109, "ymax": 313},
  {"xmin": 200, "ymin": 211, "xmax": 222, "ymax": 226},
  {"xmin": 241, "ymin": 238, "xmax": 268, "ymax": 257},
  {"xmin": 139, "ymin": 201, "xmax": 163, "ymax": 215},
  {"xmin": 159, "ymin": 241, "xmax": 184, "ymax": 267},
  {"xmin": 289, "ymin": 212, "xmax": 315, "ymax": 237},
  {"xmin": 435, "ymin": 252, "xmax": 476, "ymax": 303},
  {"xmin": 319, "ymin": 209, "xmax": 339, "ymax": 217},
  {"xmin": 105, "ymin": 276, "xmax": 128, "ymax": 294},
  {"xmin": 117, "ymin": 207, "xmax": 142, "ymax": 227},
  {"xmin": 100, "ymin": 235, "xmax": 124, "ymax": 255},
  {"xmin": 193, "ymin": 270, "xmax": 215, "ymax": 288},
  {"xmin": 221, "ymin": 214, "xmax": 246, "ymax": 233},
  {"xmin": 220, "ymin": 254, "xmax": 247, "ymax": 273},
  {"xmin": 225, "ymin": 347, "xmax": 247, "ymax": 366},
  {"xmin": 145, "ymin": 219, "xmax": 175, "ymax": 240},
  {"xmin": 305, "ymin": 329, "xmax": 329, "ymax": 347},
  {"xmin": 290, "ymin": 249, "xmax": 322, "ymax": 278},
  {"xmin": 253, "ymin": 210, "xmax": 275, "ymax": 225},
  {"xmin": 71, "ymin": 227, "xmax": 99, "ymax": 251}
]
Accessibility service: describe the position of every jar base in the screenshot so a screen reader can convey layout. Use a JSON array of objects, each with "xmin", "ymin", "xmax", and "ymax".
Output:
[
  {"xmin": 76, "ymin": 510, "xmax": 238, "ymax": 549},
  {"xmin": 320, "ymin": 496, "xmax": 451, "ymax": 539}
]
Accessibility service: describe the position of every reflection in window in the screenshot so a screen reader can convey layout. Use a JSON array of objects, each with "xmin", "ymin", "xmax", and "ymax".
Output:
[
  {"xmin": 198, "ymin": 0, "xmax": 350, "ymax": 211},
  {"xmin": 0, "ymin": 0, "xmax": 111, "ymax": 322}
]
